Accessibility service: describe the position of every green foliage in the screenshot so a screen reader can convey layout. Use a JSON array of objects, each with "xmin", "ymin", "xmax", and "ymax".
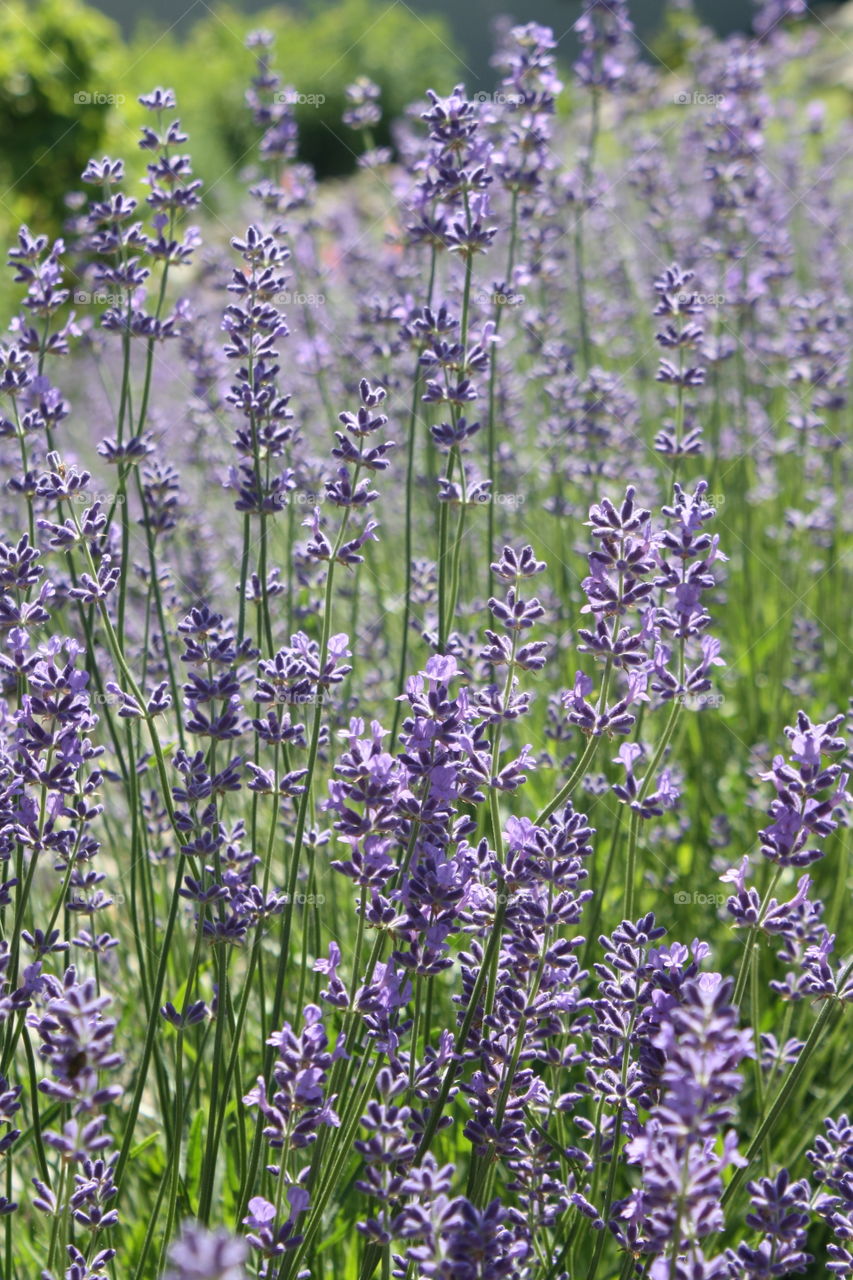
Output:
[
  {"xmin": 0, "ymin": 0, "xmax": 462, "ymax": 242},
  {"xmin": 0, "ymin": 0, "xmax": 123, "ymax": 236},
  {"xmin": 649, "ymin": 2, "xmax": 711, "ymax": 72},
  {"xmin": 184, "ymin": 1107, "xmax": 206, "ymax": 1205},
  {"xmin": 126, "ymin": 0, "xmax": 462, "ymax": 202}
]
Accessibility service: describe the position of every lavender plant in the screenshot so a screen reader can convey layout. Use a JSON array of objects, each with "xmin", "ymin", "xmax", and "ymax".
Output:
[{"xmin": 0, "ymin": 7, "xmax": 849, "ymax": 1280}]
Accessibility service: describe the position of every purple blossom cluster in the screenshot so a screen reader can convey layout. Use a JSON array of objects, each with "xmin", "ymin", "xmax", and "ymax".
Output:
[{"xmin": 0, "ymin": 7, "xmax": 849, "ymax": 1280}]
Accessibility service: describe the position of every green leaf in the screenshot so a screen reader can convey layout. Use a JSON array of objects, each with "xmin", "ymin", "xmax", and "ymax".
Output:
[
  {"xmin": 185, "ymin": 1108, "xmax": 206, "ymax": 1204},
  {"xmin": 129, "ymin": 1130, "xmax": 162, "ymax": 1161}
]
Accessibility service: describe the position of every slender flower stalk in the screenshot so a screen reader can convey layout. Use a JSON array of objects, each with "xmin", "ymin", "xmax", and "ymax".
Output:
[{"xmin": 0, "ymin": 15, "xmax": 848, "ymax": 1280}]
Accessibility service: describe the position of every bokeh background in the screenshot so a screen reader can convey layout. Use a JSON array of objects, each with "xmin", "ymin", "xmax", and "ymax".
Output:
[
  {"xmin": 0, "ymin": 0, "xmax": 849, "ymax": 255},
  {"xmin": 91, "ymin": 0, "xmax": 759, "ymax": 82}
]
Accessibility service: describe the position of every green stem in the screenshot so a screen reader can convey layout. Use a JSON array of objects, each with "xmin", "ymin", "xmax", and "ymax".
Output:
[
  {"xmin": 198, "ymin": 943, "xmax": 228, "ymax": 1222},
  {"xmin": 624, "ymin": 695, "xmax": 683, "ymax": 919},
  {"xmin": 720, "ymin": 963, "xmax": 853, "ymax": 1212},
  {"xmin": 536, "ymin": 658, "xmax": 613, "ymax": 827}
]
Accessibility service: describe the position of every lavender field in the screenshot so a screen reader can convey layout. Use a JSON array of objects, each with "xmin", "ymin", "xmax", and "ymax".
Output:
[{"xmin": 0, "ymin": 2, "xmax": 851, "ymax": 1277}]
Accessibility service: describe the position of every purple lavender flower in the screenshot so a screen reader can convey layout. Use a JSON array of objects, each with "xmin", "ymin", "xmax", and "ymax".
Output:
[
  {"xmin": 573, "ymin": 0, "xmax": 638, "ymax": 93},
  {"xmin": 162, "ymin": 1224, "xmax": 248, "ymax": 1280},
  {"xmin": 727, "ymin": 1169, "xmax": 813, "ymax": 1276}
]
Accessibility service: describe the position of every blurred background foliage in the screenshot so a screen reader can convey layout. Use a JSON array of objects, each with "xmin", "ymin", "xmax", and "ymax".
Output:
[
  {"xmin": 0, "ymin": 0, "xmax": 461, "ymax": 242},
  {"xmin": 0, "ymin": 0, "xmax": 122, "ymax": 240},
  {"xmin": 126, "ymin": 0, "xmax": 461, "ymax": 181},
  {"xmin": 0, "ymin": 0, "xmax": 850, "ymax": 247}
]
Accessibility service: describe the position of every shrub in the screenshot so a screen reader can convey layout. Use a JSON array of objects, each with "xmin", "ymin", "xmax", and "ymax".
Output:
[{"xmin": 0, "ymin": 0, "xmax": 123, "ymax": 235}]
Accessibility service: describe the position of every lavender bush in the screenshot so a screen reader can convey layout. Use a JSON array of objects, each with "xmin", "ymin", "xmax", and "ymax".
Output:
[{"xmin": 0, "ymin": 5, "xmax": 850, "ymax": 1279}]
